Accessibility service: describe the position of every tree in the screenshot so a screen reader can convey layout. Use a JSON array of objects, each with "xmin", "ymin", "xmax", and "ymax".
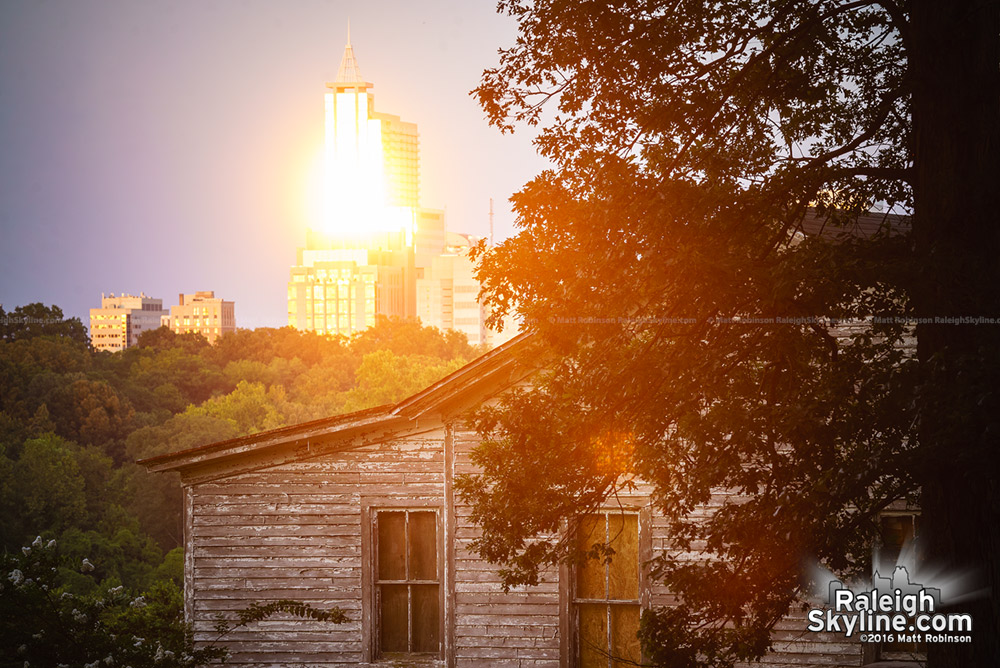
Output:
[
  {"xmin": 465, "ymin": 1, "xmax": 999, "ymax": 666},
  {"xmin": 0, "ymin": 537, "xmax": 346, "ymax": 668},
  {"xmin": 124, "ymin": 413, "xmax": 241, "ymax": 550},
  {"xmin": 207, "ymin": 326, "xmax": 347, "ymax": 367},
  {"xmin": 351, "ymin": 315, "xmax": 479, "ymax": 360},
  {"xmin": 135, "ymin": 325, "xmax": 211, "ymax": 353},
  {"xmin": 47, "ymin": 378, "xmax": 135, "ymax": 451},
  {"xmin": 338, "ymin": 350, "xmax": 469, "ymax": 413},
  {"xmin": 9, "ymin": 435, "xmax": 88, "ymax": 537},
  {"xmin": 0, "ymin": 303, "xmax": 88, "ymax": 345}
]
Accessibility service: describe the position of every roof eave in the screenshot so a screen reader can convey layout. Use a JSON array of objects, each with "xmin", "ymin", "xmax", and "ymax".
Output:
[
  {"xmin": 139, "ymin": 331, "xmax": 539, "ymax": 479},
  {"xmin": 393, "ymin": 331, "xmax": 536, "ymax": 419},
  {"xmin": 139, "ymin": 405, "xmax": 395, "ymax": 472}
]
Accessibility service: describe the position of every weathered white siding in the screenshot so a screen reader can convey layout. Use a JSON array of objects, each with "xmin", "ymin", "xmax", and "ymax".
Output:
[
  {"xmin": 452, "ymin": 426, "xmax": 562, "ymax": 667},
  {"xmin": 649, "ymin": 493, "xmax": 864, "ymax": 668},
  {"xmin": 183, "ymin": 421, "xmax": 864, "ymax": 667},
  {"xmin": 188, "ymin": 431, "xmax": 446, "ymax": 667}
]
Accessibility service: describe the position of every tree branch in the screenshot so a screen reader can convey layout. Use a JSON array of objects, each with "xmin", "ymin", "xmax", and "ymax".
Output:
[{"xmin": 666, "ymin": 0, "xmax": 896, "ymax": 172}]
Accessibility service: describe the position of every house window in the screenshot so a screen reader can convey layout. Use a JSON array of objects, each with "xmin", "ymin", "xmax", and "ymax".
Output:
[
  {"xmin": 574, "ymin": 512, "xmax": 641, "ymax": 668},
  {"xmin": 374, "ymin": 509, "xmax": 441, "ymax": 657},
  {"xmin": 873, "ymin": 512, "xmax": 924, "ymax": 660},
  {"xmin": 876, "ymin": 513, "xmax": 919, "ymax": 576}
]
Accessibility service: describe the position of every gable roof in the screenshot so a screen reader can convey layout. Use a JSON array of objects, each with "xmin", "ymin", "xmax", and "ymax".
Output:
[{"xmin": 140, "ymin": 332, "xmax": 538, "ymax": 482}]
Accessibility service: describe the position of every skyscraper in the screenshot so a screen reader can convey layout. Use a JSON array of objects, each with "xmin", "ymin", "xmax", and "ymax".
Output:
[
  {"xmin": 288, "ymin": 34, "xmax": 418, "ymax": 336},
  {"xmin": 288, "ymin": 33, "xmax": 520, "ymax": 347}
]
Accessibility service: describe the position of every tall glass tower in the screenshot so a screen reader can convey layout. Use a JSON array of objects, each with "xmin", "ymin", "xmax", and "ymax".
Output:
[{"xmin": 288, "ymin": 35, "xmax": 419, "ymax": 336}]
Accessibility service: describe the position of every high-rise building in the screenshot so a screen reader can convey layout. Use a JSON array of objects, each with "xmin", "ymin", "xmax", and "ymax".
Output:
[
  {"xmin": 288, "ymin": 34, "xmax": 521, "ymax": 347},
  {"xmin": 289, "ymin": 34, "xmax": 419, "ymax": 336},
  {"xmin": 168, "ymin": 291, "xmax": 235, "ymax": 344},
  {"xmin": 288, "ymin": 240, "xmax": 411, "ymax": 336},
  {"xmin": 320, "ymin": 34, "xmax": 419, "ymax": 239},
  {"xmin": 414, "ymin": 231, "xmax": 522, "ymax": 348},
  {"xmin": 89, "ymin": 293, "xmax": 167, "ymax": 352},
  {"xmin": 416, "ymin": 233, "xmax": 486, "ymax": 345},
  {"xmin": 333, "ymin": 42, "xmax": 418, "ymax": 209}
]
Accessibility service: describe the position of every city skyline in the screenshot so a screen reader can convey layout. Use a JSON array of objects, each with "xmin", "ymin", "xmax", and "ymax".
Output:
[{"xmin": 0, "ymin": 1, "xmax": 548, "ymax": 329}]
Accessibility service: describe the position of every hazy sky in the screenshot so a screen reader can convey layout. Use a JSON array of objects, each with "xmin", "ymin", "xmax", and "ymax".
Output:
[{"xmin": 0, "ymin": 0, "xmax": 547, "ymax": 328}]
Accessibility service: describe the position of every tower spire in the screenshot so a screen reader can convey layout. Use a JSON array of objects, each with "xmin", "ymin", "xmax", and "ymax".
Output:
[{"xmin": 336, "ymin": 25, "xmax": 363, "ymax": 83}]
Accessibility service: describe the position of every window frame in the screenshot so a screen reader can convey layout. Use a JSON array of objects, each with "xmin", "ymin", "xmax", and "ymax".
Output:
[
  {"xmin": 361, "ymin": 498, "xmax": 444, "ymax": 664},
  {"xmin": 873, "ymin": 511, "xmax": 920, "ymax": 580},
  {"xmin": 869, "ymin": 510, "xmax": 925, "ymax": 664},
  {"xmin": 561, "ymin": 504, "xmax": 652, "ymax": 668}
]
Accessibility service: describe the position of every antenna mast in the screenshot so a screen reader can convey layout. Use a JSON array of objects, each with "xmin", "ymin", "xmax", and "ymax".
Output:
[{"xmin": 489, "ymin": 198, "xmax": 494, "ymax": 247}]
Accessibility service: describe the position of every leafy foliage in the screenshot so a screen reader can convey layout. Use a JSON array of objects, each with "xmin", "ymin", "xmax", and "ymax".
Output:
[
  {"xmin": 339, "ymin": 350, "xmax": 468, "ymax": 412},
  {"xmin": 0, "ymin": 304, "xmax": 88, "ymax": 344},
  {"xmin": 220, "ymin": 599, "xmax": 348, "ymax": 630},
  {"xmin": 0, "ymin": 310, "xmax": 475, "ymax": 602},
  {"xmin": 465, "ymin": 1, "xmax": 999, "ymax": 666},
  {"xmin": 456, "ymin": 388, "xmax": 634, "ymax": 589},
  {"xmin": 0, "ymin": 537, "xmax": 343, "ymax": 668}
]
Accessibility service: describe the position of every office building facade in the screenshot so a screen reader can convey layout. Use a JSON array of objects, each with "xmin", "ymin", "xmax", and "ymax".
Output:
[
  {"xmin": 168, "ymin": 291, "xmax": 235, "ymax": 344},
  {"xmin": 89, "ymin": 293, "xmax": 167, "ymax": 352}
]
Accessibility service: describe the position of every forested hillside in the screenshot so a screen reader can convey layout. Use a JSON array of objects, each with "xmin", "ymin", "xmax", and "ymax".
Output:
[{"xmin": 0, "ymin": 303, "xmax": 477, "ymax": 594}]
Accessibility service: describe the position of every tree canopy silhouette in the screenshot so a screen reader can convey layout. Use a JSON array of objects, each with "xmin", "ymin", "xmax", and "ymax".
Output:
[{"xmin": 465, "ymin": 1, "xmax": 999, "ymax": 665}]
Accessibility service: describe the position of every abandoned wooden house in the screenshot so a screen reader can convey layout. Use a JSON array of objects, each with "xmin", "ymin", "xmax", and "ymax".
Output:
[{"xmin": 142, "ymin": 333, "xmax": 893, "ymax": 667}]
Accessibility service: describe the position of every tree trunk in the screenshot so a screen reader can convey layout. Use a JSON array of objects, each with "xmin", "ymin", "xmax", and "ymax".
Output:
[{"xmin": 909, "ymin": 1, "xmax": 1000, "ymax": 665}]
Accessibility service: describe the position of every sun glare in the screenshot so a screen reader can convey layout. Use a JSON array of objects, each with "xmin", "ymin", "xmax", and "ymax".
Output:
[
  {"xmin": 593, "ymin": 430, "xmax": 636, "ymax": 477},
  {"xmin": 321, "ymin": 90, "xmax": 415, "ymax": 241}
]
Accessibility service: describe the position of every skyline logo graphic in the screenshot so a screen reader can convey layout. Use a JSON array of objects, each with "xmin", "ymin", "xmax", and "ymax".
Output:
[{"xmin": 807, "ymin": 566, "xmax": 972, "ymax": 644}]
